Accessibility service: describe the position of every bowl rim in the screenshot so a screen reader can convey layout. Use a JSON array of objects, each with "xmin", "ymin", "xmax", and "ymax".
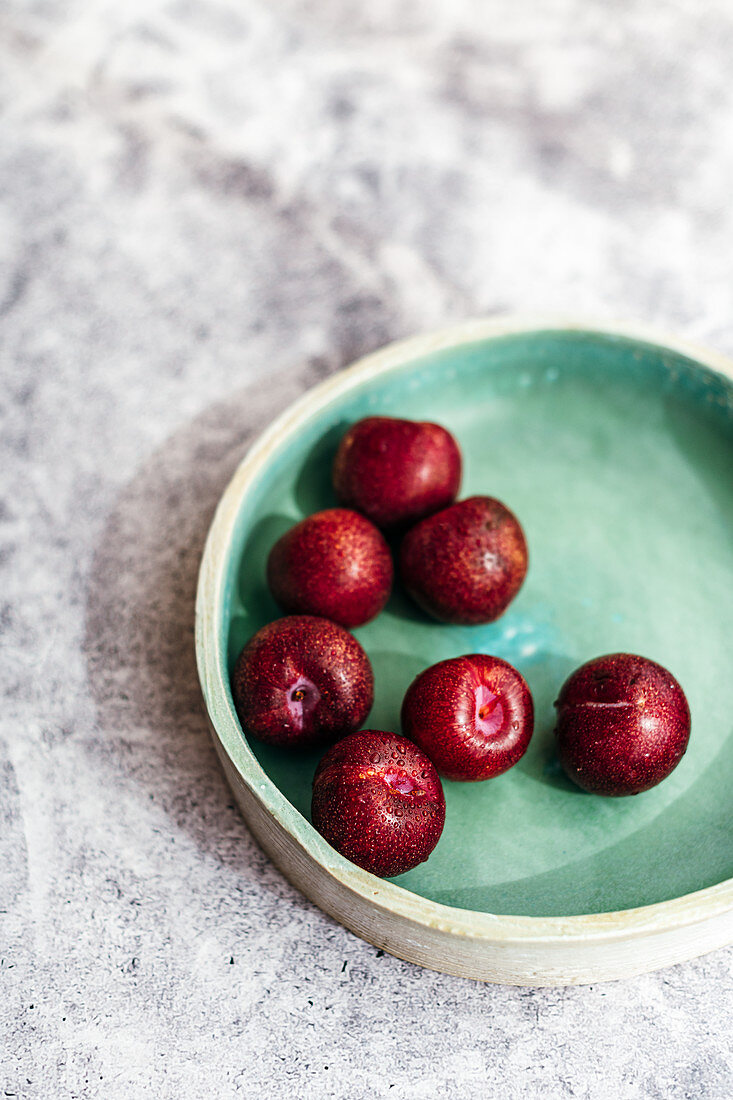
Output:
[{"xmin": 195, "ymin": 315, "xmax": 733, "ymax": 945}]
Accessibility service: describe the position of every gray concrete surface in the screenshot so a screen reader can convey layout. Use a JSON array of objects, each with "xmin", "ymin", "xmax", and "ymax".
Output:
[{"xmin": 1, "ymin": 1, "xmax": 732, "ymax": 1096}]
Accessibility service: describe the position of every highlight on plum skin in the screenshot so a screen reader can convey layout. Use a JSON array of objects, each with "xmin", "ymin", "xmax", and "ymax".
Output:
[
  {"xmin": 311, "ymin": 730, "xmax": 446, "ymax": 877},
  {"xmin": 231, "ymin": 615, "xmax": 374, "ymax": 749},
  {"xmin": 266, "ymin": 507, "xmax": 393, "ymax": 629},
  {"xmin": 332, "ymin": 415, "xmax": 462, "ymax": 530},
  {"xmin": 399, "ymin": 496, "xmax": 528, "ymax": 625},
  {"xmin": 554, "ymin": 653, "xmax": 691, "ymax": 796},
  {"xmin": 401, "ymin": 655, "xmax": 534, "ymax": 781}
]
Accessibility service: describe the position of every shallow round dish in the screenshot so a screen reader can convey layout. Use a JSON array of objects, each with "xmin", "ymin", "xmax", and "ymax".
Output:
[{"xmin": 196, "ymin": 318, "xmax": 733, "ymax": 985}]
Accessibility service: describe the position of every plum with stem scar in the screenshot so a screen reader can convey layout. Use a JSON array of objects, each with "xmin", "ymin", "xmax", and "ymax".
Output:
[
  {"xmin": 554, "ymin": 653, "xmax": 691, "ymax": 796},
  {"xmin": 333, "ymin": 415, "xmax": 462, "ymax": 530},
  {"xmin": 267, "ymin": 508, "xmax": 392, "ymax": 628},
  {"xmin": 231, "ymin": 616, "xmax": 373, "ymax": 748},
  {"xmin": 399, "ymin": 496, "xmax": 528, "ymax": 624},
  {"xmin": 311, "ymin": 730, "xmax": 446, "ymax": 876},
  {"xmin": 401, "ymin": 655, "xmax": 534, "ymax": 781}
]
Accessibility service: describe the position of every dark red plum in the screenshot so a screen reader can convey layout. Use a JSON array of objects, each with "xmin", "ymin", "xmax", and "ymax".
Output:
[
  {"xmin": 333, "ymin": 416, "xmax": 462, "ymax": 530},
  {"xmin": 231, "ymin": 616, "xmax": 373, "ymax": 748},
  {"xmin": 399, "ymin": 496, "xmax": 528, "ymax": 624},
  {"xmin": 554, "ymin": 653, "xmax": 691, "ymax": 796},
  {"xmin": 311, "ymin": 730, "xmax": 446, "ymax": 877},
  {"xmin": 401, "ymin": 655, "xmax": 534, "ymax": 781},
  {"xmin": 267, "ymin": 508, "xmax": 393, "ymax": 628}
]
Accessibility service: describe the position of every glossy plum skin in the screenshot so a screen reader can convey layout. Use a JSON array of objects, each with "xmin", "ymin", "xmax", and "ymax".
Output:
[
  {"xmin": 332, "ymin": 416, "xmax": 462, "ymax": 530},
  {"xmin": 231, "ymin": 616, "xmax": 373, "ymax": 748},
  {"xmin": 311, "ymin": 730, "xmax": 446, "ymax": 877},
  {"xmin": 554, "ymin": 653, "xmax": 691, "ymax": 796},
  {"xmin": 267, "ymin": 508, "xmax": 393, "ymax": 628},
  {"xmin": 401, "ymin": 655, "xmax": 534, "ymax": 781},
  {"xmin": 399, "ymin": 496, "xmax": 528, "ymax": 624}
]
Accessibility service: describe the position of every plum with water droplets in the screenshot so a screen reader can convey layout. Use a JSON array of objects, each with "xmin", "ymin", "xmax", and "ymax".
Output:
[
  {"xmin": 267, "ymin": 508, "xmax": 392, "ymax": 628},
  {"xmin": 231, "ymin": 616, "xmax": 373, "ymax": 748},
  {"xmin": 554, "ymin": 653, "xmax": 691, "ymax": 796},
  {"xmin": 333, "ymin": 416, "xmax": 462, "ymax": 530},
  {"xmin": 399, "ymin": 496, "xmax": 527, "ymax": 624},
  {"xmin": 311, "ymin": 730, "xmax": 445, "ymax": 876},
  {"xmin": 401, "ymin": 654, "xmax": 534, "ymax": 781}
]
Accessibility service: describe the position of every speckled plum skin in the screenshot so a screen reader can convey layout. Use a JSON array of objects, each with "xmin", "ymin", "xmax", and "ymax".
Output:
[
  {"xmin": 231, "ymin": 616, "xmax": 373, "ymax": 748},
  {"xmin": 401, "ymin": 655, "xmax": 534, "ymax": 781},
  {"xmin": 267, "ymin": 508, "xmax": 393, "ymax": 628},
  {"xmin": 399, "ymin": 496, "xmax": 528, "ymax": 624},
  {"xmin": 332, "ymin": 416, "xmax": 462, "ymax": 530},
  {"xmin": 554, "ymin": 653, "xmax": 691, "ymax": 796},
  {"xmin": 311, "ymin": 730, "xmax": 446, "ymax": 877}
]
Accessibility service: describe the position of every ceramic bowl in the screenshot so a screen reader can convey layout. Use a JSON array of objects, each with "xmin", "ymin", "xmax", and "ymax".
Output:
[{"xmin": 195, "ymin": 318, "xmax": 733, "ymax": 985}]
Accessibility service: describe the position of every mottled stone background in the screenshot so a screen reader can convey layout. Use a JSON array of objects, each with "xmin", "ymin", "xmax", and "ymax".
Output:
[{"xmin": 1, "ymin": 1, "xmax": 732, "ymax": 1096}]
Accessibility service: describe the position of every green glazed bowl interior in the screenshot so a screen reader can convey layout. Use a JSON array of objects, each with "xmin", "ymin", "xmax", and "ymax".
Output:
[{"xmin": 214, "ymin": 324, "xmax": 733, "ymax": 919}]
